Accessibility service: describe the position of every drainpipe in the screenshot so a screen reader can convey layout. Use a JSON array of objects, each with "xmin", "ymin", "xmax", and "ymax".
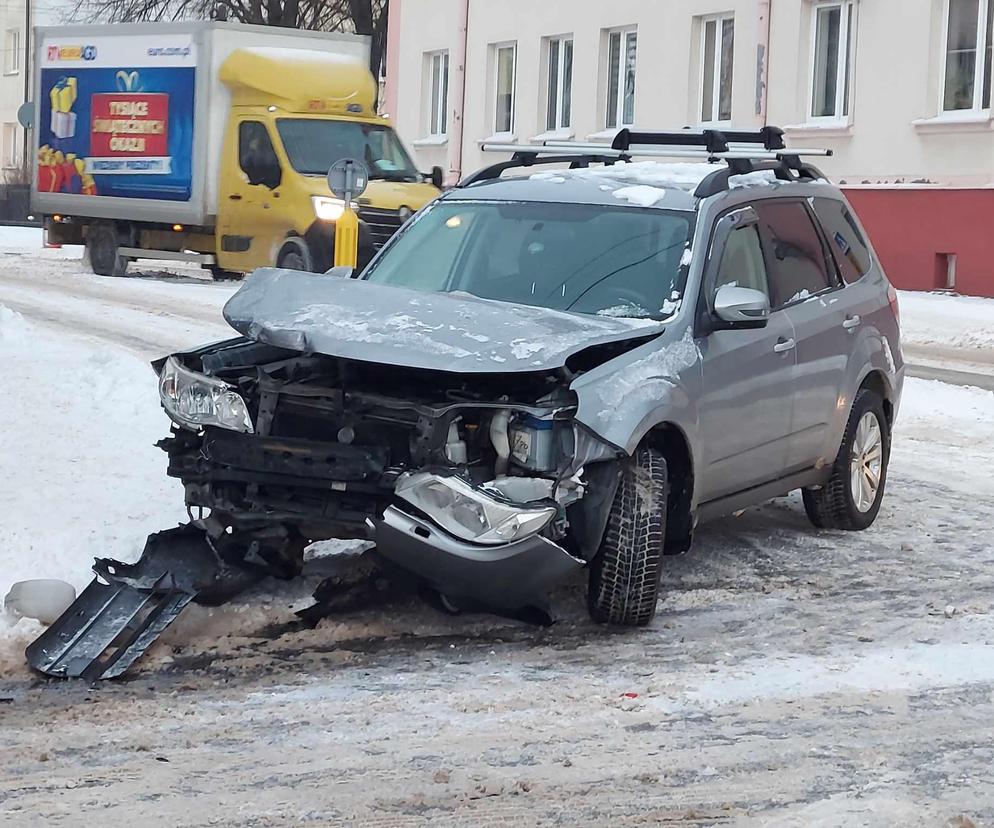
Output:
[
  {"xmin": 382, "ymin": 0, "xmax": 403, "ymax": 119},
  {"xmin": 756, "ymin": 0, "xmax": 772, "ymax": 126},
  {"xmin": 448, "ymin": 0, "xmax": 469, "ymax": 185}
]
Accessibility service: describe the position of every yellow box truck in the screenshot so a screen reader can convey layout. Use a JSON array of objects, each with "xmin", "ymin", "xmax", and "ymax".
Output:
[{"xmin": 32, "ymin": 21, "xmax": 442, "ymax": 277}]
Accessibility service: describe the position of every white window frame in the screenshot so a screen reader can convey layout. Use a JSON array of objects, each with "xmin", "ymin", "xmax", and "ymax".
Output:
[
  {"xmin": 699, "ymin": 14, "xmax": 735, "ymax": 125},
  {"xmin": 492, "ymin": 42, "xmax": 517, "ymax": 136},
  {"xmin": 4, "ymin": 29, "xmax": 20, "ymax": 76},
  {"xmin": 426, "ymin": 50, "xmax": 449, "ymax": 138},
  {"xmin": 605, "ymin": 27, "xmax": 638, "ymax": 129},
  {"xmin": 544, "ymin": 35, "xmax": 574, "ymax": 132},
  {"xmin": 807, "ymin": 1, "xmax": 856, "ymax": 123},
  {"xmin": 2, "ymin": 123, "xmax": 20, "ymax": 168},
  {"xmin": 940, "ymin": 0, "xmax": 994, "ymax": 114}
]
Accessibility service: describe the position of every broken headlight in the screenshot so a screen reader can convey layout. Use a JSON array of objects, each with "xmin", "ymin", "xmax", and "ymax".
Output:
[
  {"xmin": 395, "ymin": 472, "xmax": 556, "ymax": 546},
  {"xmin": 158, "ymin": 356, "xmax": 254, "ymax": 434}
]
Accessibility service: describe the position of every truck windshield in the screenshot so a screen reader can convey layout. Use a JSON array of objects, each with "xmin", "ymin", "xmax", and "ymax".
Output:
[
  {"xmin": 276, "ymin": 119, "xmax": 420, "ymax": 182},
  {"xmin": 363, "ymin": 201, "xmax": 693, "ymax": 320}
]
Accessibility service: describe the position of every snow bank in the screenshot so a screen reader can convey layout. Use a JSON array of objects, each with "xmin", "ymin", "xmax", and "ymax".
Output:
[
  {"xmin": 0, "ymin": 225, "xmax": 81, "ymax": 259},
  {"xmin": 898, "ymin": 289, "xmax": 994, "ymax": 351},
  {"xmin": 899, "ymin": 378, "xmax": 994, "ymax": 432},
  {"xmin": 0, "ymin": 306, "xmax": 186, "ymax": 659}
]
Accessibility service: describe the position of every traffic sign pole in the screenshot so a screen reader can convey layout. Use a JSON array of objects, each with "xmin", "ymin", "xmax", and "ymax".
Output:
[{"xmin": 329, "ymin": 158, "xmax": 368, "ymax": 270}]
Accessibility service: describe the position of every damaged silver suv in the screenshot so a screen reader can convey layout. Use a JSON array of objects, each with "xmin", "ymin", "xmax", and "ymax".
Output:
[{"xmin": 28, "ymin": 128, "xmax": 904, "ymax": 679}]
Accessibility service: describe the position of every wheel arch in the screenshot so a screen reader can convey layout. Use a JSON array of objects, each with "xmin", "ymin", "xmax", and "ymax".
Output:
[
  {"xmin": 857, "ymin": 368, "xmax": 894, "ymax": 426},
  {"xmin": 642, "ymin": 421, "xmax": 695, "ymax": 555}
]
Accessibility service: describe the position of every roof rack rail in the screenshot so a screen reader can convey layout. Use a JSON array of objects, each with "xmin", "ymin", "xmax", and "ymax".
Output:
[
  {"xmin": 458, "ymin": 146, "xmax": 630, "ymax": 186},
  {"xmin": 693, "ymin": 157, "xmax": 827, "ymax": 198},
  {"xmin": 611, "ymin": 126, "xmax": 789, "ymax": 153}
]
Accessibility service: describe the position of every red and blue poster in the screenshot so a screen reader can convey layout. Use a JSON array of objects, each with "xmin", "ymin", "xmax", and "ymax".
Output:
[{"xmin": 37, "ymin": 35, "xmax": 196, "ymax": 201}]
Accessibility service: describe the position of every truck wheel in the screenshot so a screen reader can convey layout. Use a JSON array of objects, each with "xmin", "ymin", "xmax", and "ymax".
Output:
[
  {"xmin": 208, "ymin": 265, "xmax": 242, "ymax": 282},
  {"xmin": 802, "ymin": 389, "xmax": 890, "ymax": 531},
  {"xmin": 276, "ymin": 238, "xmax": 314, "ymax": 272},
  {"xmin": 587, "ymin": 447, "xmax": 667, "ymax": 626},
  {"xmin": 86, "ymin": 224, "xmax": 129, "ymax": 278}
]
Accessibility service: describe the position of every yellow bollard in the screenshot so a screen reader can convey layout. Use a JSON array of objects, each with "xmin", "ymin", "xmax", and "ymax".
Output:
[{"xmin": 333, "ymin": 207, "xmax": 359, "ymax": 269}]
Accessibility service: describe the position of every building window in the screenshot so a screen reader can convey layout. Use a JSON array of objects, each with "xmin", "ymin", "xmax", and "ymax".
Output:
[
  {"xmin": 545, "ymin": 36, "xmax": 573, "ymax": 131},
  {"xmin": 4, "ymin": 29, "xmax": 19, "ymax": 75},
  {"xmin": 701, "ymin": 15, "xmax": 735, "ymax": 123},
  {"xmin": 3, "ymin": 123, "xmax": 20, "ymax": 168},
  {"xmin": 606, "ymin": 28, "xmax": 637, "ymax": 128},
  {"xmin": 810, "ymin": 2, "xmax": 855, "ymax": 120},
  {"xmin": 493, "ymin": 43, "xmax": 516, "ymax": 134},
  {"xmin": 943, "ymin": 0, "xmax": 994, "ymax": 112},
  {"xmin": 427, "ymin": 51, "xmax": 449, "ymax": 137}
]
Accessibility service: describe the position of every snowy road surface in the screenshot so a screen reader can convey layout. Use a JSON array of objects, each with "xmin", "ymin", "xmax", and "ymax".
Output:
[{"xmin": 2, "ymin": 230, "xmax": 994, "ymax": 826}]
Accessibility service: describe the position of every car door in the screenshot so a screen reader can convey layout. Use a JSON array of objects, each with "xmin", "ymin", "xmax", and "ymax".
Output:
[
  {"xmin": 696, "ymin": 207, "xmax": 798, "ymax": 502},
  {"xmin": 753, "ymin": 200, "xmax": 851, "ymax": 473},
  {"xmin": 218, "ymin": 120, "xmax": 287, "ymax": 271}
]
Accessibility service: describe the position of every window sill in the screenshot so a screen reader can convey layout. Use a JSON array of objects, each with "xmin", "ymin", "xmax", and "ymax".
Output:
[
  {"xmin": 912, "ymin": 113, "xmax": 993, "ymax": 134},
  {"xmin": 2, "ymin": 70, "xmax": 19, "ymax": 77},
  {"xmin": 529, "ymin": 128, "xmax": 574, "ymax": 144},
  {"xmin": 586, "ymin": 128, "xmax": 623, "ymax": 143},
  {"xmin": 412, "ymin": 135, "xmax": 448, "ymax": 148},
  {"xmin": 478, "ymin": 132, "xmax": 517, "ymax": 146},
  {"xmin": 783, "ymin": 122, "xmax": 853, "ymax": 139}
]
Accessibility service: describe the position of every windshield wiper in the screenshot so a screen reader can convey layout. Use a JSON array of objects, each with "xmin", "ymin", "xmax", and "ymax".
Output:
[{"xmin": 368, "ymin": 172, "xmax": 419, "ymax": 183}]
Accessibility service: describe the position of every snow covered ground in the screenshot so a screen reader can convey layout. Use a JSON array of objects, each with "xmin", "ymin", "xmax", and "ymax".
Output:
[{"xmin": 1, "ymin": 226, "xmax": 994, "ymax": 825}]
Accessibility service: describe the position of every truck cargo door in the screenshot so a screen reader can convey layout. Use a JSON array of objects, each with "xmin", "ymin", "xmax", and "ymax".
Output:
[{"xmin": 218, "ymin": 120, "xmax": 287, "ymax": 271}]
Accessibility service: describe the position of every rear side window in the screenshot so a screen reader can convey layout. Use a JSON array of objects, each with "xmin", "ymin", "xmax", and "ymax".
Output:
[
  {"xmin": 810, "ymin": 197, "xmax": 872, "ymax": 283},
  {"xmin": 755, "ymin": 201, "xmax": 833, "ymax": 308}
]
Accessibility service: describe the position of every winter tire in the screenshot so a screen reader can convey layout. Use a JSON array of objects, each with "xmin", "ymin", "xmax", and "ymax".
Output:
[
  {"xmin": 276, "ymin": 237, "xmax": 314, "ymax": 272},
  {"xmin": 803, "ymin": 388, "xmax": 890, "ymax": 531},
  {"xmin": 588, "ymin": 447, "xmax": 667, "ymax": 626},
  {"xmin": 86, "ymin": 223, "xmax": 129, "ymax": 278}
]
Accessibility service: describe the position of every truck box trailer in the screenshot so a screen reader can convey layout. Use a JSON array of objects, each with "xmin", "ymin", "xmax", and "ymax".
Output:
[{"xmin": 32, "ymin": 22, "xmax": 441, "ymax": 277}]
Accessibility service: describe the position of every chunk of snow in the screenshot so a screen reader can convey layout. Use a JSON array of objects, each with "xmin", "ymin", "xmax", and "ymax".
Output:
[
  {"xmin": 612, "ymin": 184, "xmax": 668, "ymax": 207},
  {"xmin": 529, "ymin": 172, "xmax": 566, "ymax": 183}
]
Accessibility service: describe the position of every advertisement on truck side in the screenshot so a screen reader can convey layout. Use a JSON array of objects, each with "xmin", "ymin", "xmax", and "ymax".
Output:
[{"xmin": 37, "ymin": 35, "xmax": 197, "ymax": 202}]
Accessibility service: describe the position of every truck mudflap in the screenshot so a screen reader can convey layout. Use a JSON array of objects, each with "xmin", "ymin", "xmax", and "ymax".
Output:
[{"xmin": 26, "ymin": 525, "xmax": 259, "ymax": 680}]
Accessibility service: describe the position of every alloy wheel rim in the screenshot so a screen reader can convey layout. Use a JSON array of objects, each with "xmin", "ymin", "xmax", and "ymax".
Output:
[{"xmin": 850, "ymin": 411, "xmax": 883, "ymax": 513}]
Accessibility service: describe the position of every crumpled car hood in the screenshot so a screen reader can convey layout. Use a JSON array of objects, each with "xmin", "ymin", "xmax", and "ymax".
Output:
[{"xmin": 223, "ymin": 268, "xmax": 665, "ymax": 374}]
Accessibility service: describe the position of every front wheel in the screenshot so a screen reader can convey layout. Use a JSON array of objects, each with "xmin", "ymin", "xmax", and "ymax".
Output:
[
  {"xmin": 587, "ymin": 447, "xmax": 667, "ymax": 626},
  {"xmin": 803, "ymin": 389, "xmax": 890, "ymax": 530},
  {"xmin": 86, "ymin": 223, "xmax": 129, "ymax": 278},
  {"xmin": 275, "ymin": 237, "xmax": 314, "ymax": 272}
]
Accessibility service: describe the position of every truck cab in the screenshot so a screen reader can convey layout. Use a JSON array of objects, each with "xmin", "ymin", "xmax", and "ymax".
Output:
[{"xmin": 215, "ymin": 48, "xmax": 441, "ymax": 274}]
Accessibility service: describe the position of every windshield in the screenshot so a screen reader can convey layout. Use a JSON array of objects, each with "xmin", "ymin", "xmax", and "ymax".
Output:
[
  {"xmin": 363, "ymin": 201, "xmax": 693, "ymax": 319},
  {"xmin": 276, "ymin": 119, "xmax": 420, "ymax": 181}
]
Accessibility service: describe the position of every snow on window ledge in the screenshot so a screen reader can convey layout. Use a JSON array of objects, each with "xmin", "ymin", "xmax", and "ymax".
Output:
[
  {"xmin": 412, "ymin": 135, "xmax": 448, "ymax": 147},
  {"xmin": 586, "ymin": 128, "xmax": 623, "ymax": 143},
  {"xmin": 784, "ymin": 121, "xmax": 854, "ymax": 139},
  {"xmin": 529, "ymin": 128, "xmax": 575, "ymax": 144},
  {"xmin": 912, "ymin": 112, "xmax": 993, "ymax": 134},
  {"xmin": 478, "ymin": 132, "xmax": 517, "ymax": 146}
]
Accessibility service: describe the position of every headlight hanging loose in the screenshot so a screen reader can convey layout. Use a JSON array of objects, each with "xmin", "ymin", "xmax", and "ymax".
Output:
[
  {"xmin": 395, "ymin": 472, "xmax": 556, "ymax": 545},
  {"xmin": 158, "ymin": 356, "xmax": 254, "ymax": 434}
]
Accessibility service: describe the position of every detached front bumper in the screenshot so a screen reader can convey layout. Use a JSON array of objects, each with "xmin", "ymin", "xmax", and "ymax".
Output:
[{"xmin": 374, "ymin": 506, "xmax": 584, "ymax": 611}]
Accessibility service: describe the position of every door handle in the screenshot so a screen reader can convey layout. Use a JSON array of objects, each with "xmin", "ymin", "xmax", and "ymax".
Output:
[
  {"xmin": 229, "ymin": 194, "xmax": 242, "ymax": 201},
  {"xmin": 842, "ymin": 314, "xmax": 861, "ymax": 330},
  {"xmin": 773, "ymin": 337, "xmax": 795, "ymax": 353}
]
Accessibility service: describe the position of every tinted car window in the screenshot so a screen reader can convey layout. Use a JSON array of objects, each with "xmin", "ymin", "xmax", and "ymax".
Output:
[
  {"xmin": 238, "ymin": 121, "xmax": 281, "ymax": 188},
  {"xmin": 756, "ymin": 201, "xmax": 833, "ymax": 308},
  {"xmin": 810, "ymin": 197, "xmax": 872, "ymax": 283},
  {"xmin": 714, "ymin": 224, "xmax": 769, "ymax": 299}
]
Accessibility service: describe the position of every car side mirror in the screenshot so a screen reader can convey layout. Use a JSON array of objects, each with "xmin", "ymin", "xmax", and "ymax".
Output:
[
  {"xmin": 430, "ymin": 166, "xmax": 444, "ymax": 189},
  {"xmin": 325, "ymin": 265, "xmax": 355, "ymax": 278},
  {"xmin": 713, "ymin": 285, "xmax": 770, "ymax": 328}
]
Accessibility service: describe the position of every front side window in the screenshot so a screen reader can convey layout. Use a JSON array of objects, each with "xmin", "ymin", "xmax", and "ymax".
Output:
[
  {"xmin": 364, "ymin": 200, "xmax": 692, "ymax": 320},
  {"xmin": 276, "ymin": 119, "xmax": 420, "ymax": 181},
  {"xmin": 546, "ymin": 36, "xmax": 574, "ymax": 131},
  {"xmin": 4, "ymin": 30, "xmax": 19, "ymax": 75},
  {"xmin": 714, "ymin": 224, "xmax": 769, "ymax": 298},
  {"xmin": 428, "ymin": 51, "xmax": 449, "ymax": 137},
  {"xmin": 943, "ymin": 0, "xmax": 994, "ymax": 111},
  {"xmin": 606, "ymin": 29, "xmax": 637, "ymax": 128},
  {"xmin": 756, "ymin": 201, "xmax": 835, "ymax": 308},
  {"xmin": 494, "ymin": 44, "xmax": 516, "ymax": 133},
  {"xmin": 238, "ymin": 121, "xmax": 280, "ymax": 188},
  {"xmin": 811, "ymin": 2, "xmax": 855, "ymax": 120},
  {"xmin": 702, "ymin": 15, "xmax": 735, "ymax": 124}
]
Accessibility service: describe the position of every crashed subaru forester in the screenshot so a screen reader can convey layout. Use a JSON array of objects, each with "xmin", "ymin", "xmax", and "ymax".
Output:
[{"xmin": 28, "ymin": 129, "xmax": 904, "ymax": 679}]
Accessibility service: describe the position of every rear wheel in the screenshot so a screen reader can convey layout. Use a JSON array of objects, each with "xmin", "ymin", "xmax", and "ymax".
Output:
[
  {"xmin": 587, "ymin": 447, "xmax": 667, "ymax": 626},
  {"xmin": 803, "ymin": 389, "xmax": 890, "ymax": 530},
  {"xmin": 276, "ymin": 237, "xmax": 314, "ymax": 272},
  {"xmin": 208, "ymin": 265, "xmax": 242, "ymax": 282},
  {"xmin": 86, "ymin": 223, "xmax": 129, "ymax": 277}
]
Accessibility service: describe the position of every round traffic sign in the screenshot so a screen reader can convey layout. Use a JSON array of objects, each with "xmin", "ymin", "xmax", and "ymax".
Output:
[
  {"xmin": 327, "ymin": 158, "xmax": 369, "ymax": 200},
  {"xmin": 17, "ymin": 101, "xmax": 33, "ymax": 129}
]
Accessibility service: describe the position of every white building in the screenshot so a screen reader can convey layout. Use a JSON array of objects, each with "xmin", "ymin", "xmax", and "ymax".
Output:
[{"xmin": 385, "ymin": 0, "xmax": 994, "ymax": 297}]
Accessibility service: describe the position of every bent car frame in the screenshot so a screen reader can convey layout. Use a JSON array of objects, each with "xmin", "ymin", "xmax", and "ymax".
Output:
[{"xmin": 27, "ymin": 128, "xmax": 904, "ymax": 679}]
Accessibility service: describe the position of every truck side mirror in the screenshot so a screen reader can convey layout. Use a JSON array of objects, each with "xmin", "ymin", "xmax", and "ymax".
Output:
[{"xmin": 430, "ymin": 166, "xmax": 444, "ymax": 189}]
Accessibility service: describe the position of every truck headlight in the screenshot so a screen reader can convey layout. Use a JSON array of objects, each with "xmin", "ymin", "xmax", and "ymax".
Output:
[
  {"xmin": 395, "ymin": 473, "xmax": 555, "ymax": 545},
  {"xmin": 312, "ymin": 196, "xmax": 358, "ymax": 221},
  {"xmin": 158, "ymin": 356, "xmax": 253, "ymax": 434}
]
